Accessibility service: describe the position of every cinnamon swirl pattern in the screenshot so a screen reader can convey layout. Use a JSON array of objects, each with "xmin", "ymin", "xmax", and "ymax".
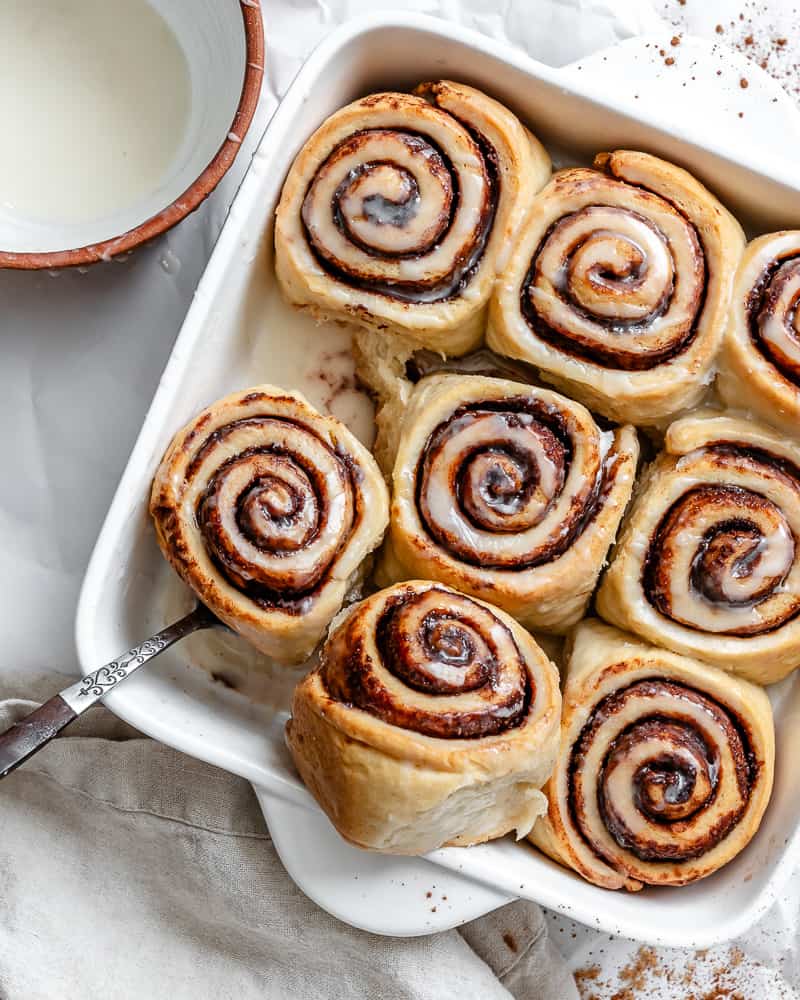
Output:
[
  {"xmin": 150, "ymin": 386, "xmax": 389, "ymax": 664},
  {"xmin": 530, "ymin": 620, "xmax": 774, "ymax": 890},
  {"xmin": 376, "ymin": 373, "xmax": 639, "ymax": 633},
  {"xmin": 488, "ymin": 150, "xmax": 745, "ymax": 424},
  {"xmin": 286, "ymin": 581, "xmax": 561, "ymax": 853},
  {"xmin": 597, "ymin": 412, "xmax": 800, "ymax": 683},
  {"xmin": 718, "ymin": 231, "xmax": 800, "ymax": 434},
  {"xmin": 275, "ymin": 80, "xmax": 551, "ymax": 355}
]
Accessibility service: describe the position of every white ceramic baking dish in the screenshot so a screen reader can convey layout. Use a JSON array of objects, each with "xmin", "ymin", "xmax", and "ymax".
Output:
[{"xmin": 76, "ymin": 12, "xmax": 800, "ymax": 946}]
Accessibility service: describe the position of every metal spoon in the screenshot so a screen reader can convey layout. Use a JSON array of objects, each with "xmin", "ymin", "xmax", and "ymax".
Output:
[{"xmin": 0, "ymin": 603, "xmax": 223, "ymax": 779}]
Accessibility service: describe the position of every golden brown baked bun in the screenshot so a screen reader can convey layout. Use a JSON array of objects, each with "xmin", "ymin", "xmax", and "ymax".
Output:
[
  {"xmin": 150, "ymin": 385, "xmax": 388, "ymax": 664},
  {"xmin": 275, "ymin": 80, "xmax": 551, "ymax": 355},
  {"xmin": 531, "ymin": 619, "xmax": 774, "ymax": 890},
  {"xmin": 286, "ymin": 581, "xmax": 561, "ymax": 854},
  {"xmin": 597, "ymin": 411, "xmax": 800, "ymax": 684},
  {"xmin": 488, "ymin": 150, "xmax": 745, "ymax": 425},
  {"xmin": 718, "ymin": 231, "xmax": 800, "ymax": 434},
  {"xmin": 372, "ymin": 371, "xmax": 639, "ymax": 633}
]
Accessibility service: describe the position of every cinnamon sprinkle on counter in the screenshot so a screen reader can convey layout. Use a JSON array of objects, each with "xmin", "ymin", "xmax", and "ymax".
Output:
[
  {"xmin": 574, "ymin": 965, "xmax": 601, "ymax": 988},
  {"xmin": 572, "ymin": 942, "xmax": 796, "ymax": 999},
  {"xmin": 618, "ymin": 947, "xmax": 660, "ymax": 993},
  {"xmin": 662, "ymin": 2, "xmax": 800, "ymax": 100}
]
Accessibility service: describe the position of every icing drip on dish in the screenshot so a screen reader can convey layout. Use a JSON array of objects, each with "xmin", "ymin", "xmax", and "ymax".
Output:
[{"xmin": 300, "ymin": 110, "xmax": 499, "ymax": 303}]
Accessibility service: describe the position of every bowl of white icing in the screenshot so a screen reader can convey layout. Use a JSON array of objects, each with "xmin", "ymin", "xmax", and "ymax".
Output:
[{"xmin": 0, "ymin": 0, "xmax": 263, "ymax": 268}]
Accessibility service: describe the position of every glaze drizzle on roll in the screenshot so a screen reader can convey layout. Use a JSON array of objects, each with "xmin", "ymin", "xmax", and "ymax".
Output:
[
  {"xmin": 325, "ymin": 586, "xmax": 530, "ymax": 738},
  {"xmin": 377, "ymin": 372, "xmax": 638, "ymax": 633},
  {"xmin": 719, "ymin": 231, "xmax": 800, "ymax": 435},
  {"xmin": 489, "ymin": 150, "xmax": 745, "ymax": 424},
  {"xmin": 275, "ymin": 80, "xmax": 551, "ymax": 355},
  {"xmin": 530, "ymin": 619, "xmax": 774, "ymax": 890},
  {"xmin": 150, "ymin": 386, "xmax": 388, "ymax": 663},
  {"xmin": 597, "ymin": 413, "xmax": 800, "ymax": 683}
]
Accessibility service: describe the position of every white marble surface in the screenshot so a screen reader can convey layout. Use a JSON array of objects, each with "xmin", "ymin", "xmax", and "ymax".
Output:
[{"xmin": 2, "ymin": 1, "xmax": 800, "ymax": 996}]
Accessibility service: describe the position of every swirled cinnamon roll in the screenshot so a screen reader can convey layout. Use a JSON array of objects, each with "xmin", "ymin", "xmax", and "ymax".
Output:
[
  {"xmin": 150, "ymin": 385, "xmax": 389, "ymax": 664},
  {"xmin": 286, "ymin": 581, "xmax": 561, "ymax": 853},
  {"xmin": 488, "ymin": 150, "xmax": 745, "ymax": 424},
  {"xmin": 374, "ymin": 372, "xmax": 639, "ymax": 633},
  {"xmin": 531, "ymin": 619, "xmax": 774, "ymax": 890},
  {"xmin": 597, "ymin": 412, "xmax": 800, "ymax": 683},
  {"xmin": 718, "ymin": 231, "xmax": 800, "ymax": 434},
  {"xmin": 275, "ymin": 81, "xmax": 551, "ymax": 355}
]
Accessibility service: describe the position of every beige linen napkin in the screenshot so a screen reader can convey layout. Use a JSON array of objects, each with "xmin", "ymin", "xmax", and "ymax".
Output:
[{"xmin": 0, "ymin": 699, "xmax": 577, "ymax": 1000}]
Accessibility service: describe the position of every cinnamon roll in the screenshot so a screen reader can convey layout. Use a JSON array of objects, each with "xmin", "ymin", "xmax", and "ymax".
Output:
[
  {"xmin": 718, "ymin": 231, "xmax": 800, "ymax": 434},
  {"xmin": 375, "ymin": 372, "xmax": 639, "ymax": 633},
  {"xmin": 286, "ymin": 581, "xmax": 561, "ymax": 854},
  {"xmin": 150, "ymin": 385, "xmax": 389, "ymax": 664},
  {"xmin": 597, "ymin": 412, "xmax": 800, "ymax": 683},
  {"xmin": 531, "ymin": 619, "xmax": 774, "ymax": 890},
  {"xmin": 275, "ymin": 80, "xmax": 551, "ymax": 355},
  {"xmin": 488, "ymin": 150, "xmax": 745, "ymax": 424}
]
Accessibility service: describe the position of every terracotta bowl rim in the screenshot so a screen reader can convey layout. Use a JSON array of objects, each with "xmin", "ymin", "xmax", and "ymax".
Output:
[{"xmin": 0, "ymin": 2, "xmax": 265, "ymax": 271}]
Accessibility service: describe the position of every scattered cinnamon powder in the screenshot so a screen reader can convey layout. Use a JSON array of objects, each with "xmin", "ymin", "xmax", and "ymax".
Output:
[
  {"xmin": 730, "ymin": 946, "xmax": 745, "ymax": 967},
  {"xmin": 662, "ymin": 2, "xmax": 800, "ymax": 101},
  {"xmin": 665, "ymin": 56, "xmax": 675, "ymax": 66},
  {"xmin": 618, "ymin": 947, "xmax": 660, "ymax": 993},
  {"xmin": 740, "ymin": 77, "xmax": 749, "ymax": 88},
  {"xmin": 574, "ymin": 965, "xmax": 601, "ymax": 990},
  {"xmin": 671, "ymin": 35, "xmax": 681, "ymax": 46},
  {"xmin": 573, "ymin": 942, "xmax": 794, "ymax": 999}
]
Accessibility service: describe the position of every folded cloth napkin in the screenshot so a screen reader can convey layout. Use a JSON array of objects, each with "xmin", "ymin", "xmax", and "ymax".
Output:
[{"xmin": 0, "ymin": 700, "xmax": 578, "ymax": 1000}]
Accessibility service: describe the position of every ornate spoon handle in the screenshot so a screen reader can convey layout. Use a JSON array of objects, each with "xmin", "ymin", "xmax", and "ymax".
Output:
[{"xmin": 0, "ymin": 604, "xmax": 221, "ymax": 780}]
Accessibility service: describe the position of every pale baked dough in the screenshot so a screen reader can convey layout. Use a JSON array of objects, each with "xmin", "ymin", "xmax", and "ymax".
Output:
[
  {"xmin": 530, "ymin": 619, "xmax": 774, "ymax": 890},
  {"xmin": 371, "ymin": 371, "xmax": 639, "ymax": 633},
  {"xmin": 718, "ymin": 231, "xmax": 800, "ymax": 434},
  {"xmin": 150, "ymin": 385, "xmax": 388, "ymax": 664},
  {"xmin": 275, "ymin": 80, "xmax": 551, "ymax": 355},
  {"xmin": 286, "ymin": 581, "xmax": 561, "ymax": 854},
  {"xmin": 597, "ymin": 411, "xmax": 800, "ymax": 683},
  {"xmin": 488, "ymin": 150, "xmax": 745, "ymax": 425}
]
